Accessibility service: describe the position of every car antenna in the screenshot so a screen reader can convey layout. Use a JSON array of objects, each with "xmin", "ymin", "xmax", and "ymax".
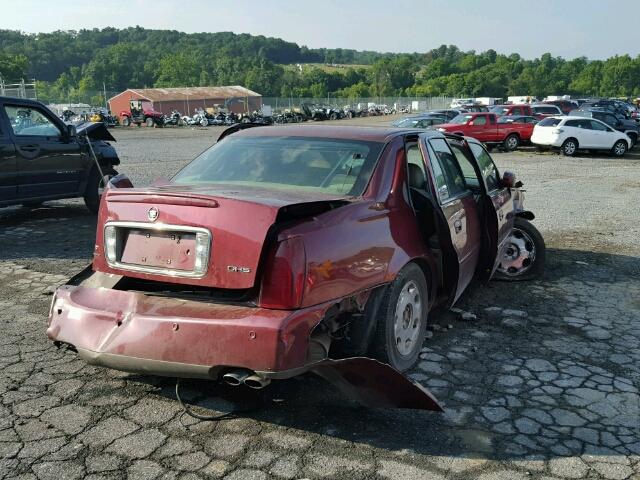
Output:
[{"xmin": 82, "ymin": 129, "xmax": 107, "ymax": 188}]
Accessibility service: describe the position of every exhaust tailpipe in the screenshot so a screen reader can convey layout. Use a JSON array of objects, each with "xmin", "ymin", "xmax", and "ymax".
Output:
[
  {"xmin": 243, "ymin": 374, "xmax": 271, "ymax": 390},
  {"xmin": 222, "ymin": 370, "xmax": 250, "ymax": 386}
]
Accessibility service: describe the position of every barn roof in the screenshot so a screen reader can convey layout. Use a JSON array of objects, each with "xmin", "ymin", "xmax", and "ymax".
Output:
[{"xmin": 110, "ymin": 86, "xmax": 261, "ymax": 102}]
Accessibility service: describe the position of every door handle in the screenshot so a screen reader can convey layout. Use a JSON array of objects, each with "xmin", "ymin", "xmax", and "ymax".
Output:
[
  {"xmin": 454, "ymin": 219, "xmax": 463, "ymax": 233},
  {"xmin": 18, "ymin": 145, "xmax": 38, "ymax": 152}
]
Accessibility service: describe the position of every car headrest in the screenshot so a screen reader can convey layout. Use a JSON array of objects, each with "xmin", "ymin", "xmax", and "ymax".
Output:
[{"xmin": 408, "ymin": 163, "xmax": 426, "ymax": 190}]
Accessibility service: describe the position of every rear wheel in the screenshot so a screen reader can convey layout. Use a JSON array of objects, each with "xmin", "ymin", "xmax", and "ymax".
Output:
[
  {"xmin": 495, "ymin": 218, "xmax": 545, "ymax": 281},
  {"xmin": 370, "ymin": 264, "xmax": 429, "ymax": 372},
  {"xmin": 145, "ymin": 117, "xmax": 155, "ymax": 128},
  {"xmin": 83, "ymin": 166, "xmax": 117, "ymax": 214},
  {"xmin": 121, "ymin": 116, "xmax": 130, "ymax": 127},
  {"xmin": 612, "ymin": 140, "xmax": 627, "ymax": 157},
  {"xmin": 503, "ymin": 134, "xmax": 520, "ymax": 151},
  {"xmin": 561, "ymin": 138, "xmax": 578, "ymax": 156}
]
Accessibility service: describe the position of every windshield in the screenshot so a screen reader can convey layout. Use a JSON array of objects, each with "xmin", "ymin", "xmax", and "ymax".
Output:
[
  {"xmin": 449, "ymin": 114, "xmax": 473, "ymax": 124},
  {"xmin": 172, "ymin": 136, "xmax": 384, "ymax": 196},
  {"xmin": 538, "ymin": 118, "xmax": 561, "ymax": 127}
]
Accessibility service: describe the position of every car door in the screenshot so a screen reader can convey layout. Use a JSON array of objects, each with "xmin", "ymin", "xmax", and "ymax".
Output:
[
  {"xmin": 0, "ymin": 106, "xmax": 18, "ymax": 203},
  {"xmin": 3, "ymin": 103, "xmax": 84, "ymax": 200},
  {"xmin": 467, "ymin": 114, "xmax": 489, "ymax": 141},
  {"xmin": 566, "ymin": 119, "xmax": 595, "ymax": 148},
  {"xmin": 588, "ymin": 119, "xmax": 614, "ymax": 148},
  {"xmin": 420, "ymin": 136, "xmax": 481, "ymax": 303},
  {"xmin": 447, "ymin": 139, "xmax": 515, "ymax": 280},
  {"xmin": 467, "ymin": 142, "xmax": 515, "ymax": 273}
]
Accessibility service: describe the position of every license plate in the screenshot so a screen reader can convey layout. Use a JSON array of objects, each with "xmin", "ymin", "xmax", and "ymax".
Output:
[{"xmin": 120, "ymin": 229, "xmax": 197, "ymax": 271}]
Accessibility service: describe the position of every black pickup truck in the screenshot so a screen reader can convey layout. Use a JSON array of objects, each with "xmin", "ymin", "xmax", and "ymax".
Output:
[{"xmin": 0, "ymin": 96, "xmax": 120, "ymax": 212}]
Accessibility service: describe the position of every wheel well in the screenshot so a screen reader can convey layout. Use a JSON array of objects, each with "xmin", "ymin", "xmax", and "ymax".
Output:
[
  {"xmin": 507, "ymin": 132, "xmax": 520, "ymax": 139},
  {"xmin": 564, "ymin": 137, "xmax": 579, "ymax": 147},
  {"xmin": 408, "ymin": 258, "xmax": 437, "ymax": 307},
  {"xmin": 626, "ymin": 132, "xmax": 636, "ymax": 142}
]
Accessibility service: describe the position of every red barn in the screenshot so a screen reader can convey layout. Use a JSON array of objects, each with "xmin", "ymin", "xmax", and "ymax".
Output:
[{"xmin": 108, "ymin": 86, "xmax": 262, "ymax": 120}]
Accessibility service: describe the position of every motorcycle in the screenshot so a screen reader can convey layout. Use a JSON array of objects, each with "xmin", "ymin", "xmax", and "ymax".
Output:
[{"xmin": 163, "ymin": 110, "xmax": 183, "ymax": 126}]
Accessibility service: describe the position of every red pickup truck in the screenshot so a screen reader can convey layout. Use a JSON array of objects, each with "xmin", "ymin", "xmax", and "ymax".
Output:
[{"xmin": 436, "ymin": 112, "xmax": 534, "ymax": 151}]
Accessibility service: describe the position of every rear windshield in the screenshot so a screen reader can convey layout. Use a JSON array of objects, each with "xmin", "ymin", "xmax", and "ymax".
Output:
[
  {"xmin": 172, "ymin": 136, "xmax": 384, "ymax": 196},
  {"xmin": 538, "ymin": 118, "xmax": 562, "ymax": 127}
]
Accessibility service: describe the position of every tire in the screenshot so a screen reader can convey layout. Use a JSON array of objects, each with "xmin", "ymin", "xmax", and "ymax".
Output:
[
  {"xmin": 121, "ymin": 116, "xmax": 130, "ymax": 127},
  {"xmin": 83, "ymin": 166, "xmax": 117, "ymax": 214},
  {"xmin": 485, "ymin": 144, "xmax": 495, "ymax": 152},
  {"xmin": 495, "ymin": 217, "xmax": 546, "ymax": 281},
  {"xmin": 145, "ymin": 117, "xmax": 155, "ymax": 128},
  {"xmin": 329, "ymin": 112, "xmax": 338, "ymax": 121},
  {"xmin": 611, "ymin": 139, "xmax": 627, "ymax": 157},
  {"xmin": 370, "ymin": 263, "xmax": 429, "ymax": 372},
  {"xmin": 200, "ymin": 118, "xmax": 208, "ymax": 127},
  {"xmin": 503, "ymin": 134, "xmax": 520, "ymax": 151},
  {"xmin": 561, "ymin": 138, "xmax": 578, "ymax": 156}
]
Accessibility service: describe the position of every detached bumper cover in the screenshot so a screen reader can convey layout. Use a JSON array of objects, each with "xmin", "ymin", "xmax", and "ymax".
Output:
[{"xmin": 47, "ymin": 285, "xmax": 325, "ymax": 378}]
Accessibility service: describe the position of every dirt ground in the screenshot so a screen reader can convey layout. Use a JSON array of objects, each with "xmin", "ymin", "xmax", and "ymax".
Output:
[{"xmin": 0, "ymin": 117, "xmax": 638, "ymax": 480}]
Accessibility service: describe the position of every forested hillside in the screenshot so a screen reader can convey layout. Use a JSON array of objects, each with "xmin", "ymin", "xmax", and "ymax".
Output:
[{"xmin": 1, "ymin": 27, "xmax": 639, "ymax": 103}]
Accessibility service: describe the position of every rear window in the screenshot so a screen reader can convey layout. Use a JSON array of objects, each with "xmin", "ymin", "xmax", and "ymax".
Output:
[
  {"xmin": 172, "ymin": 136, "xmax": 384, "ymax": 196},
  {"xmin": 537, "ymin": 118, "xmax": 561, "ymax": 127}
]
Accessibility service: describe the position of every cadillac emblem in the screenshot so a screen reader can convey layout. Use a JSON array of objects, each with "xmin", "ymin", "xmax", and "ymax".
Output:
[{"xmin": 147, "ymin": 207, "xmax": 159, "ymax": 222}]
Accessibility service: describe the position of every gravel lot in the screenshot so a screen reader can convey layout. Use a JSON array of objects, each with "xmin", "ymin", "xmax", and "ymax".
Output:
[{"xmin": 1, "ymin": 117, "xmax": 639, "ymax": 480}]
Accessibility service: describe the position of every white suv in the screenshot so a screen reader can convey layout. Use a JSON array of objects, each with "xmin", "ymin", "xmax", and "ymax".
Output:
[{"xmin": 531, "ymin": 116, "xmax": 631, "ymax": 157}]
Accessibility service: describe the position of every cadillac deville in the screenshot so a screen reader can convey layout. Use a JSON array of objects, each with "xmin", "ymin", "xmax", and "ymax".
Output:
[{"xmin": 47, "ymin": 125, "xmax": 545, "ymax": 410}]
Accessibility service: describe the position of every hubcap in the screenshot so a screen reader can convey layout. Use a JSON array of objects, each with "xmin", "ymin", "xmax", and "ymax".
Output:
[
  {"xmin": 564, "ymin": 142, "xmax": 576, "ymax": 155},
  {"xmin": 507, "ymin": 137, "xmax": 518, "ymax": 149},
  {"xmin": 614, "ymin": 142, "xmax": 626, "ymax": 155},
  {"xmin": 394, "ymin": 280, "xmax": 423, "ymax": 356},
  {"xmin": 497, "ymin": 227, "xmax": 536, "ymax": 276}
]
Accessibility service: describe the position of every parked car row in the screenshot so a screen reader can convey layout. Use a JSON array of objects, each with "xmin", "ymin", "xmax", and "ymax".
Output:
[{"xmin": 393, "ymin": 99, "xmax": 639, "ymax": 156}]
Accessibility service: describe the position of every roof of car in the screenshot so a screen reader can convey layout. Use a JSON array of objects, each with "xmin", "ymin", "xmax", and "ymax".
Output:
[
  {"xmin": 0, "ymin": 96, "xmax": 46, "ymax": 107},
  {"xmin": 231, "ymin": 124, "xmax": 447, "ymax": 143}
]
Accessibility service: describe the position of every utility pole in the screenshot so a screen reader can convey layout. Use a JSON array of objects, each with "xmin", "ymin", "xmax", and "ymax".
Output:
[{"xmin": 103, "ymin": 82, "xmax": 108, "ymax": 109}]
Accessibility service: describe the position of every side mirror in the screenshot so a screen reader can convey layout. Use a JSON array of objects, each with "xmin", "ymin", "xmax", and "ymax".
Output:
[
  {"xmin": 501, "ymin": 171, "xmax": 516, "ymax": 189},
  {"xmin": 66, "ymin": 124, "xmax": 77, "ymax": 138}
]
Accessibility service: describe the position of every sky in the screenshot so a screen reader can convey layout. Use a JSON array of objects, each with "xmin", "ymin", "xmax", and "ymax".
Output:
[{"xmin": 1, "ymin": 0, "xmax": 637, "ymax": 60}]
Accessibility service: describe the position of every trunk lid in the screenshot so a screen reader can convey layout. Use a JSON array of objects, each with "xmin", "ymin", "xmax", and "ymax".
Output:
[{"xmin": 93, "ymin": 183, "xmax": 350, "ymax": 290}]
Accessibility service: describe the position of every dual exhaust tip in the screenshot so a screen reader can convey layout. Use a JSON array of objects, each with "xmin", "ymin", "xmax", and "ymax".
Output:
[{"xmin": 222, "ymin": 370, "xmax": 271, "ymax": 389}]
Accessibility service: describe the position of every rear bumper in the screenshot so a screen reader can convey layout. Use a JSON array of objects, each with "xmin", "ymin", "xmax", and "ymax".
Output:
[{"xmin": 47, "ymin": 285, "xmax": 327, "ymax": 379}]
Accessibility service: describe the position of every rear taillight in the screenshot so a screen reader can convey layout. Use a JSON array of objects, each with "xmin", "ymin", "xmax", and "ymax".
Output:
[
  {"xmin": 104, "ymin": 225, "xmax": 117, "ymax": 263},
  {"xmin": 259, "ymin": 237, "xmax": 306, "ymax": 309},
  {"xmin": 194, "ymin": 232, "xmax": 211, "ymax": 276}
]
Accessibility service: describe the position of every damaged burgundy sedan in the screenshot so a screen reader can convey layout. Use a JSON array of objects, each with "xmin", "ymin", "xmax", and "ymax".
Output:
[{"xmin": 47, "ymin": 125, "xmax": 544, "ymax": 411}]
